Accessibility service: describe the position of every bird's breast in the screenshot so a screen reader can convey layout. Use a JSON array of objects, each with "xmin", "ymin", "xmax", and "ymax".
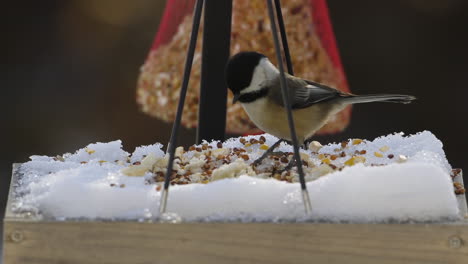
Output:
[{"xmin": 241, "ymin": 99, "xmax": 340, "ymax": 142}]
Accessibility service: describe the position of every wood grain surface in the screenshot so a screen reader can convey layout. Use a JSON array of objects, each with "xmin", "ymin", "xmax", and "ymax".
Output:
[{"xmin": 4, "ymin": 220, "xmax": 468, "ymax": 264}]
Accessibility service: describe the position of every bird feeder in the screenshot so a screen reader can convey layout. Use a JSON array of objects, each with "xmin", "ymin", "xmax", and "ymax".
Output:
[
  {"xmin": 4, "ymin": 163, "xmax": 468, "ymax": 263},
  {"xmin": 4, "ymin": 1, "xmax": 468, "ymax": 264}
]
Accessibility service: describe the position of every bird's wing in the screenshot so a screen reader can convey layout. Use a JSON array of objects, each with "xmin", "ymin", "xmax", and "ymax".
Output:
[{"xmin": 270, "ymin": 75, "xmax": 348, "ymax": 109}]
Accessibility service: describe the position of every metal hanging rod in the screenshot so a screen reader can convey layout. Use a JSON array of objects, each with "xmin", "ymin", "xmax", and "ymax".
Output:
[
  {"xmin": 267, "ymin": 0, "xmax": 312, "ymax": 214},
  {"xmin": 159, "ymin": 0, "xmax": 205, "ymax": 215}
]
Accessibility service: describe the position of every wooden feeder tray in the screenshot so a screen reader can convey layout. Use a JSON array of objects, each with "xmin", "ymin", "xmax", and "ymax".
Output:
[{"xmin": 3, "ymin": 163, "xmax": 468, "ymax": 264}]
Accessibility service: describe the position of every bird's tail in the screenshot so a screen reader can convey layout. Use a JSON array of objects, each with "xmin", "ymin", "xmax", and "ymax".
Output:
[{"xmin": 341, "ymin": 94, "xmax": 416, "ymax": 105}]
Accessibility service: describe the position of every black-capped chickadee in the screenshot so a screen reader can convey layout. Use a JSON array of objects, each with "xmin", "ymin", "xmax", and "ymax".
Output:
[{"xmin": 225, "ymin": 51, "xmax": 416, "ymax": 144}]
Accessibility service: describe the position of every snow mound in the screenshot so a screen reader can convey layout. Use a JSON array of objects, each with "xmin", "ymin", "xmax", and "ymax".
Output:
[{"xmin": 14, "ymin": 131, "xmax": 461, "ymax": 222}]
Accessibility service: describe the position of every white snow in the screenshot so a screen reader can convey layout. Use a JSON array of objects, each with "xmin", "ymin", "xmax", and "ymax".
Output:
[{"xmin": 13, "ymin": 131, "xmax": 461, "ymax": 222}]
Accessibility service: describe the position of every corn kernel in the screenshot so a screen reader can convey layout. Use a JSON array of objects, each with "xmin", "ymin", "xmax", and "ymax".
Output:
[
  {"xmin": 379, "ymin": 146, "xmax": 390, "ymax": 152},
  {"xmin": 352, "ymin": 139, "xmax": 363, "ymax": 145},
  {"xmin": 321, "ymin": 158, "xmax": 331, "ymax": 164},
  {"xmin": 344, "ymin": 156, "xmax": 366, "ymax": 166},
  {"xmin": 85, "ymin": 148, "xmax": 95, "ymax": 155},
  {"xmin": 374, "ymin": 152, "xmax": 383, "ymax": 158},
  {"xmin": 244, "ymin": 143, "xmax": 252, "ymax": 147},
  {"xmin": 259, "ymin": 144, "xmax": 269, "ymax": 150},
  {"xmin": 355, "ymin": 156, "xmax": 366, "ymax": 163},
  {"xmin": 344, "ymin": 157, "xmax": 355, "ymax": 166}
]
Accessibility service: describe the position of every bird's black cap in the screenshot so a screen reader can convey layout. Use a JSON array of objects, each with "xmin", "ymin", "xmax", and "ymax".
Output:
[{"xmin": 225, "ymin": 51, "xmax": 266, "ymax": 95}]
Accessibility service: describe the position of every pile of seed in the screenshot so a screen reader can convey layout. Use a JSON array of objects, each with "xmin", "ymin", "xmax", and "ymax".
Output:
[{"xmin": 116, "ymin": 135, "xmax": 465, "ymax": 196}]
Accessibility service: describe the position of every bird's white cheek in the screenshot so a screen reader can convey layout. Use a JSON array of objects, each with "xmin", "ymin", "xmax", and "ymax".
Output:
[{"xmin": 241, "ymin": 63, "xmax": 270, "ymax": 94}]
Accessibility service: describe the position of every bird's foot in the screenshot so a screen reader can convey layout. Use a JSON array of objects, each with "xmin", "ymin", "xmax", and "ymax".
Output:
[
  {"xmin": 252, "ymin": 139, "xmax": 284, "ymax": 167},
  {"xmin": 274, "ymin": 159, "xmax": 297, "ymax": 174}
]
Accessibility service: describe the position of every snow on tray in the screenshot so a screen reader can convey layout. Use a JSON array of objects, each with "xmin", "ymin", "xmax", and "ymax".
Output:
[{"xmin": 13, "ymin": 131, "xmax": 461, "ymax": 222}]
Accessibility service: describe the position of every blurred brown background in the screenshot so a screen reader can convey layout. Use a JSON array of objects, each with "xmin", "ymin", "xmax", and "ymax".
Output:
[{"xmin": 2, "ymin": 0, "xmax": 468, "ymax": 259}]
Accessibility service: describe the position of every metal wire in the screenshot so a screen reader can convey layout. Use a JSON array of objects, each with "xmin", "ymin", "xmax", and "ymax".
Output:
[
  {"xmin": 274, "ymin": 0, "xmax": 294, "ymax": 75},
  {"xmin": 159, "ymin": 0, "xmax": 205, "ymax": 215},
  {"xmin": 266, "ymin": 0, "xmax": 312, "ymax": 214}
]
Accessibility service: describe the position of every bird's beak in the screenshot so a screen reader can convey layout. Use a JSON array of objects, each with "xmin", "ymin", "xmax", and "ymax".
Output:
[{"xmin": 232, "ymin": 93, "xmax": 240, "ymax": 104}]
